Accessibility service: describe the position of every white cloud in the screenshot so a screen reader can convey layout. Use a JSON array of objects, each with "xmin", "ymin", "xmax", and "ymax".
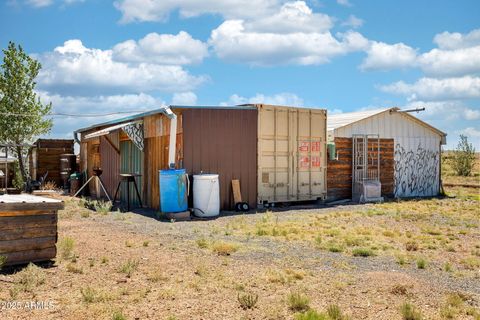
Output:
[
  {"xmin": 221, "ymin": 92, "xmax": 304, "ymax": 106},
  {"xmin": 37, "ymin": 39, "xmax": 207, "ymax": 94},
  {"xmin": 418, "ymin": 45, "xmax": 480, "ymax": 77},
  {"xmin": 433, "ymin": 29, "xmax": 480, "ymax": 50},
  {"xmin": 171, "ymin": 92, "xmax": 197, "ymax": 105},
  {"xmin": 210, "ymin": 19, "xmax": 368, "ymax": 65},
  {"xmin": 114, "ymin": 0, "xmax": 281, "ymax": 23},
  {"xmin": 336, "ymin": 0, "xmax": 352, "ymax": 7},
  {"xmin": 403, "ymin": 100, "xmax": 480, "ymax": 122},
  {"xmin": 112, "ymin": 31, "xmax": 208, "ymax": 65},
  {"xmin": 37, "ymin": 91, "xmax": 165, "ymax": 138},
  {"xmin": 26, "ymin": 0, "xmax": 53, "ymax": 7},
  {"xmin": 380, "ymin": 76, "xmax": 480, "ymax": 101},
  {"xmin": 360, "ymin": 42, "xmax": 417, "ymax": 71},
  {"xmin": 341, "ymin": 14, "xmax": 363, "ymax": 29},
  {"xmin": 459, "ymin": 127, "xmax": 480, "ymax": 138},
  {"xmin": 245, "ymin": 1, "xmax": 333, "ymax": 34}
]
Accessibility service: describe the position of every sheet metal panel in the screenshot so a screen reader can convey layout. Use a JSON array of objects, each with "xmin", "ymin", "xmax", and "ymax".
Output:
[
  {"xmin": 120, "ymin": 140, "xmax": 144, "ymax": 207},
  {"xmin": 182, "ymin": 109, "xmax": 257, "ymax": 210},
  {"xmin": 257, "ymin": 105, "xmax": 327, "ymax": 204},
  {"xmin": 99, "ymin": 132, "xmax": 120, "ymax": 199}
]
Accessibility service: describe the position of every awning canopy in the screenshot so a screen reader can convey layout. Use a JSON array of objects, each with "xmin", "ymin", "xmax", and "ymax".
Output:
[{"xmin": 83, "ymin": 120, "xmax": 144, "ymax": 151}]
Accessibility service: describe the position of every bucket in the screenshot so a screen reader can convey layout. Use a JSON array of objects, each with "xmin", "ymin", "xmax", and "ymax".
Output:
[
  {"xmin": 159, "ymin": 169, "xmax": 188, "ymax": 213},
  {"xmin": 193, "ymin": 174, "xmax": 220, "ymax": 217}
]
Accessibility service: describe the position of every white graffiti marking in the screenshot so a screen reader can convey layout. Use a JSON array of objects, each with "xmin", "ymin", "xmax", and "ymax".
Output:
[{"xmin": 394, "ymin": 143, "xmax": 439, "ymax": 197}]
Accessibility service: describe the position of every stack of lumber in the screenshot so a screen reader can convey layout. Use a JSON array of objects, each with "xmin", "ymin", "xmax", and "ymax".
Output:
[{"xmin": 0, "ymin": 194, "xmax": 64, "ymax": 266}]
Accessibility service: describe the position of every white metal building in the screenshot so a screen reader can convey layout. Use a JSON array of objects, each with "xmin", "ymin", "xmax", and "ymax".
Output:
[{"xmin": 328, "ymin": 107, "xmax": 447, "ymax": 198}]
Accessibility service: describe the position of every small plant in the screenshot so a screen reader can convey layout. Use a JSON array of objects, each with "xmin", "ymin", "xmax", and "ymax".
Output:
[
  {"xmin": 112, "ymin": 310, "xmax": 127, "ymax": 320},
  {"xmin": 451, "ymin": 135, "xmax": 476, "ymax": 176},
  {"xmin": 66, "ymin": 263, "xmax": 84, "ymax": 274},
  {"xmin": 81, "ymin": 286, "xmax": 96, "ymax": 303},
  {"xmin": 327, "ymin": 304, "xmax": 345, "ymax": 320},
  {"xmin": 143, "ymin": 241, "xmax": 149, "ymax": 247},
  {"xmin": 295, "ymin": 309, "xmax": 328, "ymax": 320},
  {"xmin": 0, "ymin": 255, "xmax": 7, "ymax": 270},
  {"xmin": 17, "ymin": 263, "xmax": 46, "ymax": 292},
  {"xmin": 125, "ymin": 240, "xmax": 133, "ymax": 248},
  {"xmin": 444, "ymin": 262, "xmax": 453, "ymax": 272},
  {"xmin": 287, "ymin": 291, "xmax": 310, "ymax": 312},
  {"xmin": 101, "ymin": 256, "xmax": 109, "ymax": 264},
  {"xmin": 352, "ymin": 247, "xmax": 375, "ymax": 257},
  {"xmin": 196, "ymin": 238, "xmax": 208, "ymax": 249},
  {"xmin": 416, "ymin": 258, "xmax": 427, "ymax": 269},
  {"xmin": 211, "ymin": 241, "xmax": 238, "ymax": 256},
  {"xmin": 396, "ymin": 254, "xmax": 408, "ymax": 266},
  {"xmin": 41, "ymin": 181, "xmax": 58, "ymax": 191},
  {"xmin": 391, "ymin": 284, "xmax": 408, "ymax": 295},
  {"xmin": 80, "ymin": 210, "xmax": 90, "ymax": 218},
  {"xmin": 59, "ymin": 236, "xmax": 75, "ymax": 259},
  {"xmin": 119, "ymin": 259, "xmax": 139, "ymax": 278},
  {"xmin": 400, "ymin": 302, "xmax": 423, "ymax": 320},
  {"xmin": 327, "ymin": 244, "xmax": 344, "ymax": 253},
  {"xmin": 237, "ymin": 292, "xmax": 258, "ymax": 309},
  {"xmin": 405, "ymin": 241, "xmax": 419, "ymax": 251},
  {"xmin": 94, "ymin": 200, "xmax": 113, "ymax": 215}
]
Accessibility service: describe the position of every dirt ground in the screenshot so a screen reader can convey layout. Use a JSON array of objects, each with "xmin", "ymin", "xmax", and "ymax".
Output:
[{"xmin": 0, "ymin": 185, "xmax": 479, "ymax": 320}]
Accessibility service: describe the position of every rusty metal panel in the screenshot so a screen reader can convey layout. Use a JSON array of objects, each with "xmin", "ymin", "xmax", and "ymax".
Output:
[
  {"xmin": 99, "ymin": 132, "xmax": 120, "ymax": 199},
  {"xmin": 183, "ymin": 109, "xmax": 258, "ymax": 210},
  {"xmin": 257, "ymin": 105, "xmax": 327, "ymax": 204}
]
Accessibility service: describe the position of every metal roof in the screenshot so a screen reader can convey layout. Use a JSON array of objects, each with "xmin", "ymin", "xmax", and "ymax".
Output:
[
  {"xmin": 74, "ymin": 105, "xmax": 257, "ymax": 134},
  {"xmin": 327, "ymin": 108, "xmax": 394, "ymax": 131},
  {"xmin": 327, "ymin": 107, "xmax": 447, "ymax": 137}
]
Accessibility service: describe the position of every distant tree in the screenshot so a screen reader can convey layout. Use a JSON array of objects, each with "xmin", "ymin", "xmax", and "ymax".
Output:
[
  {"xmin": 0, "ymin": 41, "xmax": 52, "ymax": 186},
  {"xmin": 452, "ymin": 135, "xmax": 476, "ymax": 176}
]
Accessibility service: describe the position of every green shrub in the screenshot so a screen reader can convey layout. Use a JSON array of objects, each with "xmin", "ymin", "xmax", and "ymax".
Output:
[
  {"xmin": 327, "ymin": 304, "xmax": 346, "ymax": 320},
  {"xmin": 196, "ymin": 238, "xmax": 208, "ymax": 249},
  {"xmin": 451, "ymin": 135, "xmax": 476, "ymax": 176},
  {"xmin": 416, "ymin": 258, "xmax": 427, "ymax": 269},
  {"xmin": 94, "ymin": 200, "xmax": 113, "ymax": 215},
  {"xmin": 352, "ymin": 248, "xmax": 375, "ymax": 257},
  {"xmin": 400, "ymin": 302, "xmax": 423, "ymax": 320},
  {"xmin": 112, "ymin": 311, "xmax": 127, "ymax": 320},
  {"xmin": 287, "ymin": 291, "xmax": 310, "ymax": 312},
  {"xmin": 59, "ymin": 237, "xmax": 75, "ymax": 259},
  {"xmin": 237, "ymin": 292, "xmax": 258, "ymax": 309},
  {"xmin": 119, "ymin": 259, "xmax": 139, "ymax": 278},
  {"xmin": 295, "ymin": 309, "xmax": 328, "ymax": 320}
]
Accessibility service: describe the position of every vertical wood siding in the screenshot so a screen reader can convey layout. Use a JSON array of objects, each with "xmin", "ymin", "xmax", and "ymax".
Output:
[
  {"xmin": 182, "ymin": 109, "xmax": 258, "ymax": 210},
  {"xmin": 327, "ymin": 137, "xmax": 395, "ymax": 201},
  {"xmin": 99, "ymin": 132, "xmax": 120, "ymax": 199}
]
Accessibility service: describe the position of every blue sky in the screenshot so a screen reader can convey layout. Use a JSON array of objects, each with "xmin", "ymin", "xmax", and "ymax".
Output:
[{"xmin": 1, "ymin": 0, "xmax": 479, "ymax": 149}]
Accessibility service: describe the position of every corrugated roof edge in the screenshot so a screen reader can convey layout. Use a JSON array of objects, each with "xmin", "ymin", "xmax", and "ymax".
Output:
[
  {"xmin": 74, "ymin": 105, "xmax": 257, "ymax": 134},
  {"xmin": 328, "ymin": 107, "xmax": 447, "ymax": 141}
]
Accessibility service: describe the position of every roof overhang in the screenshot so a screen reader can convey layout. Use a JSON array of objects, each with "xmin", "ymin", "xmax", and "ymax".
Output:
[{"xmin": 83, "ymin": 120, "xmax": 142, "ymax": 139}]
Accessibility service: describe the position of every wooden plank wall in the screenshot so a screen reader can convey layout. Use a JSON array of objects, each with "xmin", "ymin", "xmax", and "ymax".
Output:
[
  {"xmin": 30, "ymin": 140, "xmax": 74, "ymax": 187},
  {"xmin": 0, "ymin": 210, "xmax": 58, "ymax": 266},
  {"xmin": 143, "ymin": 112, "xmax": 183, "ymax": 210},
  {"xmin": 327, "ymin": 137, "xmax": 394, "ymax": 201}
]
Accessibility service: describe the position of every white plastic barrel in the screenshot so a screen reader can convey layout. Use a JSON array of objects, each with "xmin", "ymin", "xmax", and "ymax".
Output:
[{"xmin": 193, "ymin": 174, "xmax": 220, "ymax": 217}]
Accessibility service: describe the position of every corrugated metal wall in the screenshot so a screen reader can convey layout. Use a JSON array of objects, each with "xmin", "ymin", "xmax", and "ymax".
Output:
[
  {"xmin": 120, "ymin": 140, "xmax": 144, "ymax": 206},
  {"xmin": 327, "ymin": 137, "xmax": 395, "ymax": 201},
  {"xmin": 183, "ymin": 109, "xmax": 258, "ymax": 210},
  {"xmin": 99, "ymin": 132, "xmax": 120, "ymax": 199},
  {"xmin": 332, "ymin": 111, "xmax": 442, "ymax": 197}
]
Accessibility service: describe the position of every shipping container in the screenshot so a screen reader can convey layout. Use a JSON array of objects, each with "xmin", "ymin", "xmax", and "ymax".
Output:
[{"xmin": 257, "ymin": 105, "xmax": 327, "ymax": 204}]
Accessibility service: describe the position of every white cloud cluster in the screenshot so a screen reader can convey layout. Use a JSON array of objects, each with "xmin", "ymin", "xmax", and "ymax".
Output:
[
  {"xmin": 433, "ymin": 29, "xmax": 480, "ymax": 50},
  {"xmin": 221, "ymin": 92, "xmax": 304, "ymax": 106},
  {"xmin": 37, "ymin": 39, "xmax": 207, "ymax": 94},
  {"xmin": 112, "ymin": 31, "xmax": 208, "ymax": 65},
  {"xmin": 114, "ymin": 0, "xmax": 280, "ymax": 23},
  {"xmin": 341, "ymin": 15, "xmax": 363, "ymax": 29},
  {"xmin": 360, "ymin": 42, "xmax": 417, "ymax": 70},
  {"xmin": 172, "ymin": 92, "xmax": 198, "ymax": 105},
  {"xmin": 380, "ymin": 76, "xmax": 480, "ymax": 101}
]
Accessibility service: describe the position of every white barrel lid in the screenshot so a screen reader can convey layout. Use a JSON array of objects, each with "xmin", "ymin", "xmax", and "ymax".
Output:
[{"xmin": 193, "ymin": 174, "xmax": 219, "ymax": 180}]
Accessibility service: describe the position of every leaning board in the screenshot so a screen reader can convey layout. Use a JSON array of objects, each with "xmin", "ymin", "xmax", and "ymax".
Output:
[{"xmin": 0, "ymin": 194, "xmax": 64, "ymax": 266}]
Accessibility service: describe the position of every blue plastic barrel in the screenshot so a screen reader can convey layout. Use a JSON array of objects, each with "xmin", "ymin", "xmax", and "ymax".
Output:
[{"xmin": 159, "ymin": 169, "xmax": 188, "ymax": 213}]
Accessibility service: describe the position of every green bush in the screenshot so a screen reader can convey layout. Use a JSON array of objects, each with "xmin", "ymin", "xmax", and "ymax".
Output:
[
  {"xmin": 400, "ymin": 302, "xmax": 423, "ymax": 320},
  {"xmin": 288, "ymin": 291, "xmax": 310, "ymax": 312},
  {"xmin": 295, "ymin": 309, "xmax": 328, "ymax": 320},
  {"xmin": 237, "ymin": 292, "xmax": 258, "ymax": 309},
  {"xmin": 451, "ymin": 135, "xmax": 476, "ymax": 176}
]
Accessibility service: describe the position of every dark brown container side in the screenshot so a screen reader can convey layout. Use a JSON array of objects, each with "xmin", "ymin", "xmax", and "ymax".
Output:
[
  {"xmin": 183, "ymin": 109, "xmax": 257, "ymax": 210},
  {"xmin": 99, "ymin": 132, "xmax": 121, "ymax": 199}
]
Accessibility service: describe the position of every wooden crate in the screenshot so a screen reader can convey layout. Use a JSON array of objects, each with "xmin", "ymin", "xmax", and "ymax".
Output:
[{"xmin": 0, "ymin": 194, "xmax": 64, "ymax": 266}]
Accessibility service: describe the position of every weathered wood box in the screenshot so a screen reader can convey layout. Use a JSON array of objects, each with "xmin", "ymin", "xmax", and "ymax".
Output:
[{"xmin": 0, "ymin": 194, "xmax": 64, "ymax": 266}]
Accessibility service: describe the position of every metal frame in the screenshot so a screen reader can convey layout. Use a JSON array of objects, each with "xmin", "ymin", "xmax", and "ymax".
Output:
[{"xmin": 352, "ymin": 134, "xmax": 382, "ymax": 203}]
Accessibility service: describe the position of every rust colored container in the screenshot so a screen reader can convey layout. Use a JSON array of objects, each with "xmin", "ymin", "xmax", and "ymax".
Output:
[{"xmin": 182, "ymin": 108, "xmax": 258, "ymax": 210}]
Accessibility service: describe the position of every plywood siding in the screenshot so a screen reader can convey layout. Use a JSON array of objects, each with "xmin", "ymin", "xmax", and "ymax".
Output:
[
  {"xmin": 183, "ymin": 109, "xmax": 257, "ymax": 210},
  {"xmin": 327, "ymin": 137, "xmax": 394, "ymax": 201}
]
